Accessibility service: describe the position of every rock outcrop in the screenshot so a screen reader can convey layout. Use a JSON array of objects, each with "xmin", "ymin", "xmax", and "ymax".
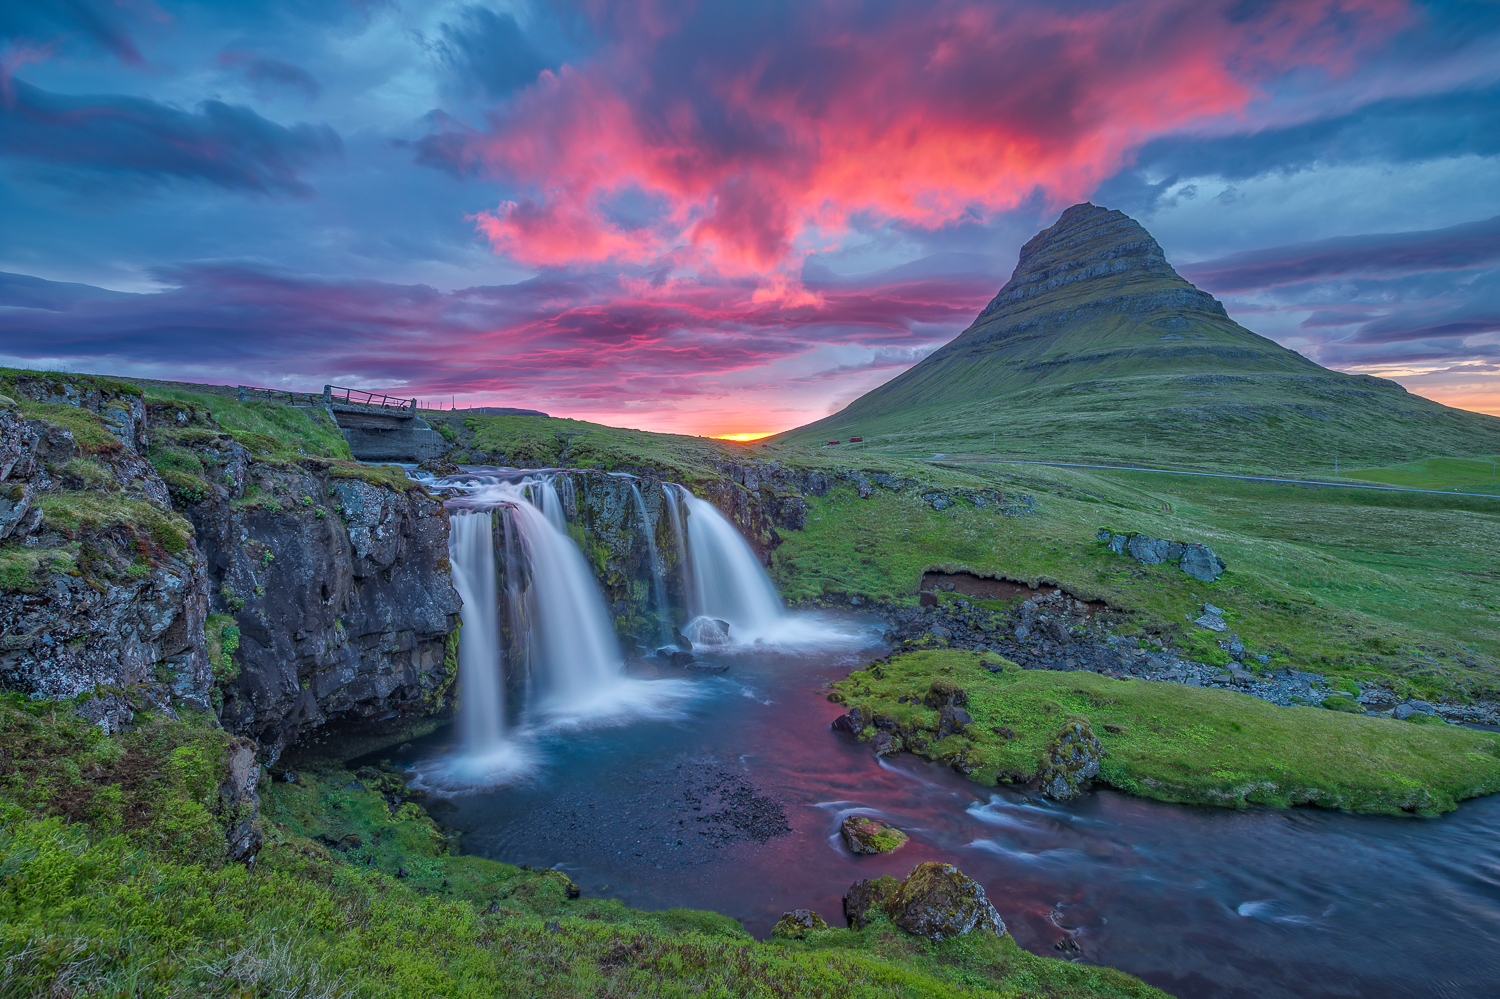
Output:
[
  {"xmin": 771, "ymin": 908, "xmax": 829, "ymax": 938},
  {"xmin": 0, "ymin": 372, "xmax": 461, "ymax": 763},
  {"xmin": 1037, "ymin": 720, "xmax": 1105, "ymax": 800},
  {"xmin": 840, "ymin": 815, "xmax": 908, "ymax": 854},
  {"xmin": 844, "ymin": 864, "xmax": 1006, "ymax": 941},
  {"xmin": 1098, "ymin": 529, "xmax": 1226, "ymax": 582}
]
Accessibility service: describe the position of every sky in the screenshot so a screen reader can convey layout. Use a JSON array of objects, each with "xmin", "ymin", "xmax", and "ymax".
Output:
[{"xmin": 1, "ymin": 0, "xmax": 1498, "ymax": 437}]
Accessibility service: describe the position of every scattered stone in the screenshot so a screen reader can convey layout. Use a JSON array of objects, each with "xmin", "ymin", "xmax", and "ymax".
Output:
[
  {"xmin": 843, "ymin": 875, "xmax": 900, "ymax": 929},
  {"xmin": 1037, "ymin": 721, "xmax": 1104, "ymax": 801},
  {"xmin": 840, "ymin": 815, "xmax": 908, "ymax": 854},
  {"xmin": 772, "ymin": 908, "xmax": 828, "ymax": 938},
  {"xmin": 886, "ymin": 862, "xmax": 1007, "ymax": 941},
  {"xmin": 1195, "ymin": 602, "xmax": 1229, "ymax": 632}
]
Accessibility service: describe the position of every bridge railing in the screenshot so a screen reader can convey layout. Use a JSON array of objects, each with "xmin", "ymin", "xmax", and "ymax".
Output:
[
  {"xmin": 323, "ymin": 385, "xmax": 417, "ymax": 414},
  {"xmin": 236, "ymin": 385, "xmax": 327, "ymax": 407}
]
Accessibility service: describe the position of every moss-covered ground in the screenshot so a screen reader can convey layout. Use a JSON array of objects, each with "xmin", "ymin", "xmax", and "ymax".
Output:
[
  {"xmin": 0, "ymin": 694, "xmax": 1166, "ymax": 998},
  {"xmin": 829, "ymin": 650, "xmax": 1500, "ymax": 815}
]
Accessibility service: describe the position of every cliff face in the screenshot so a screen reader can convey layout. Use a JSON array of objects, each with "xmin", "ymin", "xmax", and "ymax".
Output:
[
  {"xmin": 0, "ymin": 380, "xmax": 211, "ymax": 706},
  {"xmin": 0, "ymin": 374, "xmax": 460, "ymax": 762}
]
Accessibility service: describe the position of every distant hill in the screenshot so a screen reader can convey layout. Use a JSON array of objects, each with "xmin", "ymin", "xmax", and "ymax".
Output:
[{"xmin": 778, "ymin": 204, "xmax": 1500, "ymax": 473}]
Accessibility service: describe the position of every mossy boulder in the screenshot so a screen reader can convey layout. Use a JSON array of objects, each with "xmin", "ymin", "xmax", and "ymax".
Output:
[
  {"xmin": 886, "ymin": 862, "xmax": 1007, "ymax": 941},
  {"xmin": 843, "ymin": 875, "xmax": 900, "ymax": 929},
  {"xmin": 840, "ymin": 815, "xmax": 908, "ymax": 855},
  {"xmin": 771, "ymin": 908, "xmax": 828, "ymax": 938},
  {"xmin": 1037, "ymin": 719, "xmax": 1104, "ymax": 800}
]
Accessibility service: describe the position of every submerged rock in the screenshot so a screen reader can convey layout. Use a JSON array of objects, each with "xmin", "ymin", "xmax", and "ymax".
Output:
[
  {"xmin": 684, "ymin": 616, "xmax": 732, "ymax": 646},
  {"xmin": 885, "ymin": 862, "xmax": 1006, "ymax": 941},
  {"xmin": 840, "ymin": 815, "xmax": 908, "ymax": 854},
  {"xmin": 1038, "ymin": 720, "xmax": 1105, "ymax": 800},
  {"xmin": 771, "ymin": 908, "xmax": 828, "ymax": 938}
]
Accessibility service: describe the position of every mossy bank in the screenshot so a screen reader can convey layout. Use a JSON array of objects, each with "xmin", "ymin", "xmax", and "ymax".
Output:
[{"xmin": 829, "ymin": 650, "xmax": 1500, "ymax": 815}]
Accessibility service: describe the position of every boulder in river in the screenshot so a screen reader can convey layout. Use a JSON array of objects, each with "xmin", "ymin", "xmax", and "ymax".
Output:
[
  {"xmin": 771, "ymin": 908, "xmax": 828, "ymax": 938},
  {"xmin": 885, "ymin": 862, "xmax": 1007, "ymax": 941},
  {"xmin": 840, "ymin": 815, "xmax": 908, "ymax": 854},
  {"xmin": 1038, "ymin": 720, "xmax": 1105, "ymax": 800},
  {"xmin": 831, "ymin": 706, "xmax": 867, "ymax": 735}
]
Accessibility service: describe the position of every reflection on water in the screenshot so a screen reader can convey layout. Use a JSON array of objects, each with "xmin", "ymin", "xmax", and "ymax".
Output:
[{"xmin": 396, "ymin": 622, "xmax": 1500, "ymax": 999}]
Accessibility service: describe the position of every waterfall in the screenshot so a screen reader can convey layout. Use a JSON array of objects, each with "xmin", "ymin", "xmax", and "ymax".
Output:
[
  {"xmin": 630, "ymin": 484, "xmax": 672, "ymax": 647},
  {"xmin": 672, "ymin": 486, "xmax": 789, "ymax": 645},
  {"xmin": 526, "ymin": 477, "xmax": 568, "ymax": 532},
  {"xmin": 448, "ymin": 511, "xmax": 505, "ymax": 754}
]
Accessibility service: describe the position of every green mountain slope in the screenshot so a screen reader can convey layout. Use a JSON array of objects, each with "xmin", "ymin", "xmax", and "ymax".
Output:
[{"xmin": 778, "ymin": 204, "xmax": 1500, "ymax": 473}]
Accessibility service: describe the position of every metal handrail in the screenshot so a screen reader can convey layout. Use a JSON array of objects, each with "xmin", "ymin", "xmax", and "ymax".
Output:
[{"xmin": 323, "ymin": 385, "xmax": 416, "ymax": 413}]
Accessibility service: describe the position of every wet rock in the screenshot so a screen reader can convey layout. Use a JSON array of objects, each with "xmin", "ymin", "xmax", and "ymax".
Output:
[
  {"xmin": 654, "ymin": 649, "xmax": 697, "ymax": 668},
  {"xmin": 1038, "ymin": 720, "xmax": 1104, "ymax": 801},
  {"xmin": 843, "ymin": 875, "xmax": 900, "ymax": 929},
  {"xmin": 831, "ymin": 706, "xmax": 867, "ymax": 735},
  {"xmin": 683, "ymin": 660, "xmax": 729, "ymax": 674},
  {"xmin": 886, "ymin": 862, "xmax": 1006, "ymax": 941},
  {"xmin": 1394, "ymin": 701, "xmax": 1437, "ymax": 720},
  {"xmin": 840, "ymin": 815, "xmax": 908, "ymax": 854},
  {"xmin": 684, "ymin": 617, "xmax": 731, "ymax": 646},
  {"xmin": 772, "ymin": 908, "xmax": 828, "ymax": 938},
  {"xmin": 868, "ymin": 730, "xmax": 901, "ymax": 756}
]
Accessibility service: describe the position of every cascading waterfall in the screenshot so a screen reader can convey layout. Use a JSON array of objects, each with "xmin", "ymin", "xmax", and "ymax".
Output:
[
  {"xmin": 447, "ymin": 510, "xmax": 506, "ymax": 756},
  {"xmin": 525, "ymin": 477, "xmax": 568, "ymax": 532},
  {"xmin": 669, "ymin": 484, "xmax": 790, "ymax": 645},
  {"xmin": 630, "ymin": 484, "xmax": 672, "ymax": 647}
]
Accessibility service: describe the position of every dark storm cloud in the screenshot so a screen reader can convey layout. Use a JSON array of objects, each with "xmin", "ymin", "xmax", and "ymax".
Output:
[
  {"xmin": 0, "ymin": 79, "xmax": 342, "ymax": 195},
  {"xmin": 1181, "ymin": 215, "xmax": 1500, "ymax": 291},
  {"xmin": 218, "ymin": 52, "xmax": 322, "ymax": 100},
  {"xmin": 436, "ymin": 6, "xmax": 550, "ymax": 98},
  {"xmin": 1094, "ymin": 87, "xmax": 1500, "ymax": 213},
  {"xmin": 0, "ymin": 0, "xmax": 152, "ymax": 64}
]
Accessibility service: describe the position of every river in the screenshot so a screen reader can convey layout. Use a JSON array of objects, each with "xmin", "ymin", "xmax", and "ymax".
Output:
[{"xmin": 396, "ymin": 619, "xmax": 1500, "ymax": 999}]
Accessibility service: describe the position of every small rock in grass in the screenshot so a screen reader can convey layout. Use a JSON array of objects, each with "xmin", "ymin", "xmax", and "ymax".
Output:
[
  {"xmin": 991, "ymin": 725, "xmax": 1016, "ymax": 739},
  {"xmin": 1195, "ymin": 611, "xmax": 1228, "ymax": 632},
  {"xmin": 1038, "ymin": 721, "xmax": 1105, "ymax": 801},
  {"xmin": 772, "ymin": 908, "xmax": 828, "ymax": 938},
  {"xmin": 841, "ymin": 815, "xmax": 909, "ymax": 855}
]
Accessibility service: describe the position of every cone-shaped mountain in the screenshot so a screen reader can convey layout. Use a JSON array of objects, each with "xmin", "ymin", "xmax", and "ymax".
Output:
[{"xmin": 779, "ymin": 204, "xmax": 1500, "ymax": 472}]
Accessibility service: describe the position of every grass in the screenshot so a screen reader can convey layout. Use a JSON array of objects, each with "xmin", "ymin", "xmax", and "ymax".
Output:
[
  {"xmin": 461, "ymin": 413, "xmax": 735, "ymax": 482},
  {"xmin": 0, "ymin": 694, "xmax": 1167, "ymax": 999},
  {"xmin": 38, "ymin": 493, "xmax": 194, "ymax": 556},
  {"xmin": 769, "ymin": 463, "xmax": 1500, "ymax": 700},
  {"xmin": 141, "ymin": 387, "xmax": 352, "ymax": 463},
  {"xmin": 1346, "ymin": 456, "xmax": 1500, "ymax": 492},
  {"xmin": 829, "ymin": 649, "xmax": 1500, "ymax": 814}
]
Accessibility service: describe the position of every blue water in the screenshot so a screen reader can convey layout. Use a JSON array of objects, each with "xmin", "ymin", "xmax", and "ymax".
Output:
[{"xmin": 397, "ymin": 626, "xmax": 1500, "ymax": 999}]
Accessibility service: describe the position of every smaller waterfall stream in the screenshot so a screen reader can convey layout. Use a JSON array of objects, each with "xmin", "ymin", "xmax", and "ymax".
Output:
[
  {"xmin": 630, "ymin": 484, "xmax": 672, "ymax": 647},
  {"xmin": 668, "ymin": 485, "xmax": 791, "ymax": 645}
]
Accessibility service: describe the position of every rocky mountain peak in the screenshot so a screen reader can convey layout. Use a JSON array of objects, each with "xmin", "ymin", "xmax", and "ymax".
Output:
[{"xmin": 977, "ymin": 202, "xmax": 1196, "ymax": 321}]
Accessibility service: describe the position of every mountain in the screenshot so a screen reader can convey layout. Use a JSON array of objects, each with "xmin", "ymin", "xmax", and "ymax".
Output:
[{"xmin": 777, "ymin": 204, "xmax": 1500, "ymax": 473}]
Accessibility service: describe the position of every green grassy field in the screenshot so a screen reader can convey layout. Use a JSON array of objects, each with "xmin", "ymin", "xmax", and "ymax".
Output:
[
  {"xmin": 0, "ymin": 694, "xmax": 1166, "ymax": 999},
  {"xmin": 1346, "ymin": 456, "xmax": 1500, "ymax": 491},
  {"xmin": 830, "ymin": 650, "xmax": 1500, "ymax": 814},
  {"xmin": 770, "ymin": 458, "xmax": 1500, "ymax": 699}
]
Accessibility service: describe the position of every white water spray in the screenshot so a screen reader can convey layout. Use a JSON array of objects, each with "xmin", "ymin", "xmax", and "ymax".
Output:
[
  {"xmin": 447, "ymin": 510, "xmax": 507, "ymax": 756},
  {"xmin": 670, "ymin": 486, "xmax": 789, "ymax": 644}
]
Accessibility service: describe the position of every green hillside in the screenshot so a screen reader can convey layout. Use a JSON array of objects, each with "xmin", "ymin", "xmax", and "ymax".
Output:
[{"xmin": 777, "ymin": 204, "xmax": 1500, "ymax": 473}]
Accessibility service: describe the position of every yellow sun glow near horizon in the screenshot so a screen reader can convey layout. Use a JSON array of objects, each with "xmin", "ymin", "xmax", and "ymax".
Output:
[{"xmin": 711, "ymin": 432, "xmax": 776, "ymax": 442}]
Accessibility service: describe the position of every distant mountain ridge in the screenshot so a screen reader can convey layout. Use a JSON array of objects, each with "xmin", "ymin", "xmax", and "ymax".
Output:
[{"xmin": 779, "ymin": 204, "xmax": 1498, "ymax": 472}]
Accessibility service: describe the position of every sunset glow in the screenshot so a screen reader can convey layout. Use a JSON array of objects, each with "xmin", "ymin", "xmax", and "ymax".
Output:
[
  {"xmin": 0, "ymin": 0, "xmax": 1495, "ymax": 428},
  {"xmin": 711, "ymin": 432, "xmax": 776, "ymax": 443}
]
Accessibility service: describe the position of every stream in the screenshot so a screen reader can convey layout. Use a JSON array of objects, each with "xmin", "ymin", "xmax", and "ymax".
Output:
[{"xmin": 393, "ymin": 623, "xmax": 1500, "ymax": 999}]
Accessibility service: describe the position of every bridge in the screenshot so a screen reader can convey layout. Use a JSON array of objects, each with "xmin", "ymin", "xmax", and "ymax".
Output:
[{"xmin": 236, "ymin": 383, "xmax": 440, "ymax": 462}]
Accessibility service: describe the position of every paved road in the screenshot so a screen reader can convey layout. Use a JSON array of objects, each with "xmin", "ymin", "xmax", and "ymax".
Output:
[{"xmin": 916, "ymin": 454, "xmax": 1500, "ymax": 499}]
